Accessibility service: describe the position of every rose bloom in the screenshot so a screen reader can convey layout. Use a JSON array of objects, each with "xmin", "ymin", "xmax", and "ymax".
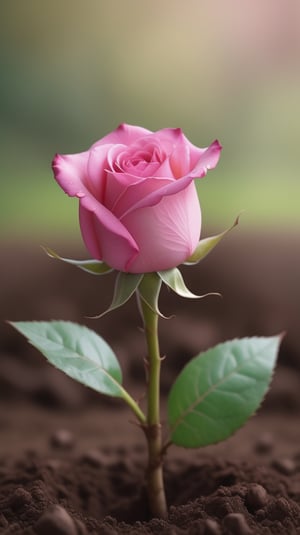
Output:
[{"xmin": 52, "ymin": 124, "xmax": 221, "ymax": 273}]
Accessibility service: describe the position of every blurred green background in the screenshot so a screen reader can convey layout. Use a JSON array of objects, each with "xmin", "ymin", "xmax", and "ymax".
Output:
[{"xmin": 1, "ymin": 0, "xmax": 299, "ymax": 245}]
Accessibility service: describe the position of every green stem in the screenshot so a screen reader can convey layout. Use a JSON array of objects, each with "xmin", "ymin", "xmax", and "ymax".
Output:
[{"xmin": 139, "ymin": 288, "xmax": 168, "ymax": 519}]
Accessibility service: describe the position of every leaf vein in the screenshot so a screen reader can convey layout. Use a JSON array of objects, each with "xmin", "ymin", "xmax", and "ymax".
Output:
[{"xmin": 170, "ymin": 339, "xmax": 275, "ymax": 435}]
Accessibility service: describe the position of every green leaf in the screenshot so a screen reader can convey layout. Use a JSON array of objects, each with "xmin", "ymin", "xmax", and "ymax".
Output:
[
  {"xmin": 91, "ymin": 272, "xmax": 144, "ymax": 318},
  {"xmin": 167, "ymin": 335, "xmax": 281, "ymax": 448},
  {"xmin": 43, "ymin": 247, "xmax": 113, "ymax": 275},
  {"xmin": 10, "ymin": 321, "xmax": 124, "ymax": 397},
  {"xmin": 185, "ymin": 214, "xmax": 240, "ymax": 265},
  {"xmin": 158, "ymin": 268, "xmax": 220, "ymax": 300}
]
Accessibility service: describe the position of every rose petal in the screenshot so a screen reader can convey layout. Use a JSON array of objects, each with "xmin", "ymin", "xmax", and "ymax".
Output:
[
  {"xmin": 122, "ymin": 182, "xmax": 201, "ymax": 273},
  {"xmin": 109, "ymin": 173, "xmax": 173, "ymax": 218},
  {"xmin": 104, "ymin": 145, "xmax": 175, "ymax": 213},
  {"xmin": 105, "ymin": 171, "xmax": 142, "ymax": 212},
  {"xmin": 119, "ymin": 140, "xmax": 222, "ymax": 218},
  {"xmin": 92, "ymin": 123, "xmax": 152, "ymax": 148},
  {"xmin": 79, "ymin": 195, "xmax": 139, "ymax": 271},
  {"xmin": 86, "ymin": 143, "xmax": 119, "ymax": 201},
  {"xmin": 150, "ymin": 156, "xmax": 174, "ymax": 178},
  {"xmin": 148, "ymin": 127, "xmax": 183, "ymax": 148},
  {"xmin": 112, "ymin": 147, "xmax": 173, "ymax": 181},
  {"xmin": 102, "ymin": 144, "xmax": 144, "ymax": 209},
  {"xmin": 169, "ymin": 139, "xmax": 191, "ymax": 178},
  {"xmin": 145, "ymin": 128, "xmax": 194, "ymax": 178},
  {"xmin": 52, "ymin": 152, "xmax": 89, "ymax": 197},
  {"xmin": 190, "ymin": 140, "xmax": 222, "ymax": 177}
]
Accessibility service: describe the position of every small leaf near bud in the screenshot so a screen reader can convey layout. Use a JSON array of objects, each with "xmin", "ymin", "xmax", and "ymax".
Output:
[
  {"xmin": 90, "ymin": 272, "xmax": 144, "ymax": 319},
  {"xmin": 158, "ymin": 268, "xmax": 220, "ymax": 300},
  {"xmin": 185, "ymin": 214, "xmax": 240, "ymax": 265},
  {"xmin": 43, "ymin": 247, "xmax": 113, "ymax": 275}
]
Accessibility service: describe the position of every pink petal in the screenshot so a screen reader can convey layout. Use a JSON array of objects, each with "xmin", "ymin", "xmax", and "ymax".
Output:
[
  {"xmin": 122, "ymin": 182, "xmax": 201, "ymax": 273},
  {"xmin": 103, "ymin": 146, "xmax": 175, "ymax": 214},
  {"xmin": 104, "ymin": 171, "xmax": 142, "ymax": 212},
  {"xmin": 92, "ymin": 123, "xmax": 152, "ymax": 148},
  {"xmin": 120, "ymin": 140, "xmax": 222, "ymax": 218},
  {"xmin": 181, "ymin": 135, "xmax": 208, "ymax": 169},
  {"xmin": 109, "ymin": 140, "xmax": 174, "ymax": 179},
  {"xmin": 52, "ymin": 151, "xmax": 89, "ymax": 197},
  {"xmin": 136, "ymin": 128, "xmax": 201, "ymax": 178},
  {"xmin": 79, "ymin": 195, "xmax": 139, "ymax": 271},
  {"xmin": 169, "ymin": 136, "xmax": 192, "ymax": 178},
  {"xmin": 169, "ymin": 133, "xmax": 221, "ymax": 178},
  {"xmin": 151, "ymin": 156, "xmax": 174, "ymax": 178},
  {"xmin": 87, "ymin": 143, "xmax": 123, "ymax": 202},
  {"xmin": 119, "ymin": 173, "xmax": 193, "ymax": 219},
  {"xmin": 190, "ymin": 140, "xmax": 222, "ymax": 177},
  {"xmin": 110, "ymin": 173, "xmax": 173, "ymax": 218},
  {"xmin": 149, "ymin": 127, "xmax": 184, "ymax": 146}
]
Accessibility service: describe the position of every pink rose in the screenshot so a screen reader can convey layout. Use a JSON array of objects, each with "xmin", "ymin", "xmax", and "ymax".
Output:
[{"xmin": 52, "ymin": 124, "xmax": 221, "ymax": 273}]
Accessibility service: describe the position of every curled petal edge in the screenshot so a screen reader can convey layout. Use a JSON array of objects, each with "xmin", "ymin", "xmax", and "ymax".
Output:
[{"xmin": 120, "ymin": 140, "xmax": 222, "ymax": 218}]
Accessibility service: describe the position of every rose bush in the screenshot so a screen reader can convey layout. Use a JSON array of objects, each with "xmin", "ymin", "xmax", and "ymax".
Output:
[{"xmin": 52, "ymin": 124, "xmax": 222, "ymax": 273}]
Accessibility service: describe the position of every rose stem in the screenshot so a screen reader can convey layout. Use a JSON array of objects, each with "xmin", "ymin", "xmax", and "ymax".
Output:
[{"xmin": 140, "ymin": 295, "xmax": 168, "ymax": 519}]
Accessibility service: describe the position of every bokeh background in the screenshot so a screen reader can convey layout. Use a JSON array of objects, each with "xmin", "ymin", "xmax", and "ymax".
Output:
[{"xmin": 1, "ymin": 0, "xmax": 300, "ymax": 245}]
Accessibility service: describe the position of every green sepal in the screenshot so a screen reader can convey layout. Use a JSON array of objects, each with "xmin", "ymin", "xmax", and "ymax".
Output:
[
  {"xmin": 138, "ymin": 272, "xmax": 166, "ymax": 318},
  {"xmin": 158, "ymin": 268, "xmax": 220, "ymax": 300},
  {"xmin": 43, "ymin": 247, "xmax": 113, "ymax": 275},
  {"xmin": 185, "ymin": 215, "xmax": 240, "ymax": 265},
  {"xmin": 90, "ymin": 272, "xmax": 144, "ymax": 318}
]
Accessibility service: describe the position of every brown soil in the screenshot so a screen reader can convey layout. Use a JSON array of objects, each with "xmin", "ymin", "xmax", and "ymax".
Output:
[{"xmin": 1, "ymin": 232, "xmax": 300, "ymax": 534}]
